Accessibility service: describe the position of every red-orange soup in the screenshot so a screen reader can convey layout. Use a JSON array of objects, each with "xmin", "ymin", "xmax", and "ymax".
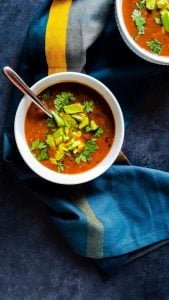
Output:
[
  {"xmin": 25, "ymin": 82, "xmax": 115, "ymax": 174},
  {"xmin": 123, "ymin": 0, "xmax": 169, "ymax": 56}
]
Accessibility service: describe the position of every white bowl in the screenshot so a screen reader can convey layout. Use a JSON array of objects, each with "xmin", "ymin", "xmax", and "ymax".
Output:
[
  {"xmin": 115, "ymin": 0, "xmax": 169, "ymax": 65},
  {"xmin": 14, "ymin": 72, "xmax": 124, "ymax": 185}
]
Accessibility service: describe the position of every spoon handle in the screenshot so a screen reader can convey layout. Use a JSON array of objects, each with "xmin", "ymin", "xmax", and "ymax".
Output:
[{"xmin": 3, "ymin": 66, "xmax": 53, "ymax": 118}]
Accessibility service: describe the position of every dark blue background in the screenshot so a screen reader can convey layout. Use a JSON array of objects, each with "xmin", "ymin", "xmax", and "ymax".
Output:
[{"xmin": 0, "ymin": 1, "xmax": 169, "ymax": 299}]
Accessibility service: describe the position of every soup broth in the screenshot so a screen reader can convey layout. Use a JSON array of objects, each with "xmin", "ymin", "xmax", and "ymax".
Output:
[{"xmin": 25, "ymin": 82, "xmax": 115, "ymax": 174}]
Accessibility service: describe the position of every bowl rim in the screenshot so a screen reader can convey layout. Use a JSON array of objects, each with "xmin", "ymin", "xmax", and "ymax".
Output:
[
  {"xmin": 14, "ymin": 71, "xmax": 124, "ymax": 185},
  {"xmin": 115, "ymin": 0, "xmax": 169, "ymax": 65}
]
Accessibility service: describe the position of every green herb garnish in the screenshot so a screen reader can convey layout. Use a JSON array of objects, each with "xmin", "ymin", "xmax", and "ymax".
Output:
[
  {"xmin": 136, "ymin": 0, "xmax": 146, "ymax": 10},
  {"xmin": 54, "ymin": 92, "xmax": 75, "ymax": 111},
  {"xmin": 75, "ymin": 139, "xmax": 98, "ymax": 164},
  {"xmin": 30, "ymin": 139, "xmax": 47, "ymax": 151},
  {"xmin": 46, "ymin": 118, "xmax": 55, "ymax": 128},
  {"xmin": 132, "ymin": 9, "xmax": 146, "ymax": 35},
  {"xmin": 37, "ymin": 148, "xmax": 49, "ymax": 161},
  {"xmin": 146, "ymin": 39, "xmax": 162, "ymax": 54},
  {"xmin": 41, "ymin": 90, "xmax": 50, "ymax": 100},
  {"xmin": 30, "ymin": 139, "xmax": 48, "ymax": 161},
  {"xmin": 95, "ymin": 127, "xmax": 104, "ymax": 138},
  {"xmin": 154, "ymin": 17, "xmax": 162, "ymax": 25},
  {"xmin": 57, "ymin": 160, "xmax": 64, "ymax": 173},
  {"xmin": 84, "ymin": 100, "xmax": 94, "ymax": 113}
]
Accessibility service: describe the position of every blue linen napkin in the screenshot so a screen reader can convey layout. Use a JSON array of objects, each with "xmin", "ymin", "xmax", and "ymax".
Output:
[{"xmin": 2, "ymin": 0, "xmax": 169, "ymax": 276}]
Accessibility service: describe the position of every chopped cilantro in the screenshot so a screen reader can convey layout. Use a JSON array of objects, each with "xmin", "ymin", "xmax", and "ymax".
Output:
[
  {"xmin": 37, "ymin": 149, "xmax": 49, "ymax": 161},
  {"xmin": 154, "ymin": 17, "xmax": 162, "ymax": 25},
  {"xmin": 54, "ymin": 92, "xmax": 75, "ymax": 111},
  {"xmin": 46, "ymin": 118, "xmax": 55, "ymax": 128},
  {"xmin": 30, "ymin": 139, "xmax": 48, "ymax": 161},
  {"xmin": 131, "ymin": 9, "xmax": 146, "ymax": 35},
  {"xmin": 30, "ymin": 139, "xmax": 47, "ymax": 151},
  {"xmin": 136, "ymin": 0, "xmax": 146, "ymax": 10},
  {"xmin": 57, "ymin": 160, "xmax": 64, "ymax": 173},
  {"xmin": 84, "ymin": 100, "xmax": 94, "ymax": 113},
  {"xmin": 146, "ymin": 39, "xmax": 162, "ymax": 54},
  {"xmin": 95, "ymin": 127, "xmax": 104, "ymax": 138},
  {"xmin": 75, "ymin": 139, "xmax": 98, "ymax": 164},
  {"xmin": 41, "ymin": 90, "xmax": 50, "ymax": 100}
]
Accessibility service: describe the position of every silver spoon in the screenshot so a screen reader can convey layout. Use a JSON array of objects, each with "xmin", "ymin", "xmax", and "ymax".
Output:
[{"xmin": 3, "ymin": 66, "xmax": 53, "ymax": 118}]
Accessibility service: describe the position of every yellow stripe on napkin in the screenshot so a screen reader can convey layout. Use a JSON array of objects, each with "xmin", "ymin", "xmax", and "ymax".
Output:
[
  {"xmin": 77, "ymin": 197, "xmax": 104, "ymax": 258},
  {"xmin": 71, "ymin": 187, "xmax": 104, "ymax": 258},
  {"xmin": 45, "ymin": 0, "xmax": 72, "ymax": 74}
]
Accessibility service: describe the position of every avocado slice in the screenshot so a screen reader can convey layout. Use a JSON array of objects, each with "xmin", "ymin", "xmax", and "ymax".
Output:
[
  {"xmin": 161, "ymin": 9, "xmax": 169, "ymax": 32},
  {"xmin": 146, "ymin": 0, "xmax": 156, "ymax": 10},
  {"xmin": 64, "ymin": 103, "xmax": 84, "ymax": 114}
]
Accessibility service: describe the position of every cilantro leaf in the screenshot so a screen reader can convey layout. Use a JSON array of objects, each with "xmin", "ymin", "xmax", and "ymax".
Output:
[
  {"xmin": 37, "ymin": 149, "xmax": 49, "ymax": 161},
  {"xmin": 30, "ymin": 139, "xmax": 47, "ymax": 151},
  {"xmin": 54, "ymin": 92, "xmax": 75, "ymax": 111},
  {"xmin": 83, "ymin": 100, "xmax": 94, "ymax": 113},
  {"xmin": 154, "ymin": 17, "xmax": 162, "ymax": 25},
  {"xmin": 136, "ymin": 0, "xmax": 146, "ymax": 10},
  {"xmin": 38, "ymin": 142, "xmax": 47, "ymax": 149},
  {"xmin": 46, "ymin": 118, "xmax": 55, "ymax": 128},
  {"xmin": 57, "ymin": 160, "xmax": 64, "ymax": 173},
  {"xmin": 95, "ymin": 127, "xmax": 104, "ymax": 138},
  {"xmin": 75, "ymin": 139, "xmax": 98, "ymax": 164},
  {"xmin": 41, "ymin": 90, "xmax": 50, "ymax": 100},
  {"xmin": 146, "ymin": 39, "xmax": 162, "ymax": 54},
  {"xmin": 132, "ymin": 9, "xmax": 146, "ymax": 35}
]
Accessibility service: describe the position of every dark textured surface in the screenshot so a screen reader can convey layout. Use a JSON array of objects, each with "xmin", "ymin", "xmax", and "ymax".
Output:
[{"xmin": 1, "ymin": 1, "xmax": 169, "ymax": 299}]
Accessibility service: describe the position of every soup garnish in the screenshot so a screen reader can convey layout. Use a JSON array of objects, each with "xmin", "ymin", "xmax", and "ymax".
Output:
[
  {"xmin": 25, "ymin": 83, "xmax": 115, "ymax": 174},
  {"xmin": 123, "ymin": 0, "xmax": 169, "ymax": 56}
]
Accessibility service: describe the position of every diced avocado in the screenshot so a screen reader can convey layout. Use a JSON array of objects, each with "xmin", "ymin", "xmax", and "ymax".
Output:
[
  {"xmin": 62, "ymin": 114, "xmax": 77, "ymax": 128},
  {"xmin": 90, "ymin": 120, "xmax": 99, "ymax": 131},
  {"xmin": 64, "ymin": 103, "xmax": 84, "ymax": 114},
  {"xmin": 64, "ymin": 127, "xmax": 70, "ymax": 137},
  {"xmin": 51, "ymin": 111, "xmax": 65, "ymax": 127},
  {"xmin": 79, "ymin": 116, "xmax": 89, "ymax": 129},
  {"xmin": 53, "ymin": 127, "xmax": 64, "ymax": 138},
  {"xmin": 146, "ymin": 0, "xmax": 156, "ymax": 10},
  {"xmin": 58, "ymin": 143, "xmax": 68, "ymax": 152},
  {"xmin": 53, "ymin": 129, "xmax": 64, "ymax": 145},
  {"xmin": 73, "ymin": 142, "xmax": 85, "ymax": 154},
  {"xmin": 85, "ymin": 120, "xmax": 99, "ymax": 132},
  {"xmin": 63, "ymin": 136, "xmax": 69, "ymax": 142},
  {"xmin": 50, "ymin": 151, "xmax": 65, "ymax": 165},
  {"xmin": 161, "ymin": 9, "xmax": 169, "ymax": 32},
  {"xmin": 157, "ymin": 0, "xmax": 168, "ymax": 9},
  {"xmin": 71, "ymin": 113, "xmax": 86, "ymax": 122},
  {"xmin": 67, "ymin": 139, "xmax": 82, "ymax": 151},
  {"xmin": 54, "ymin": 151, "xmax": 65, "ymax": 161},
  {"xmin": 50, "ymin": 158, "xmax": 57, "ymax": 165},
  {"xmin": 64, "ymin": 127, "xmax": 72, "ymax": 141},
  {"xmin": 46, "ymin": 135, "xmax": 55, "ymax": 147},
  {"xmin": 54, "ymin": 136, "xmax": 63, "ymax": 145},
  {"xmin": 72, "ymin": 130, "xmax": 82, "ymax": 139},
  {"xmin": 71, "ymin": 114, "xmax": 82, "ymax": 122}
]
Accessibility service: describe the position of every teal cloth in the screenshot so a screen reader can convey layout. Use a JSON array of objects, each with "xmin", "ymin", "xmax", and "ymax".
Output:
[{"xmin": 2, "ymin": 0, "xmax": 169, "ymax": 275}]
